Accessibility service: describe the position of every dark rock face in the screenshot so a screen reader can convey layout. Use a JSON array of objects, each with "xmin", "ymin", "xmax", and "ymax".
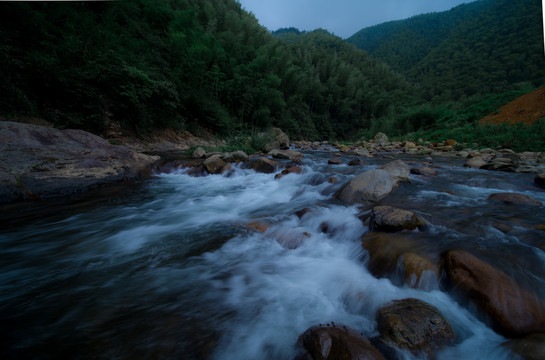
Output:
[
  {"xmin": 488, "ymin": 193, "xmax": 543, "ymax": 206},
  {"xmin": 534, "ymin": 173, "xmax": 545, "ymax": 189},
  {"xmin": 375, "ymin": 298, "xmax": 455, "ymax": 357},
  {"xmin": 247, "ymin": 158, "xmax": 280, "ymax": 174},
  {"xmin": 443, "ymin": 250, "xmax": 545, "ymax": 337},
  {"xmin": 295, "ymin": 324, "xmax": 386, "ymax": 360},
  {"xmin": 503, "ymin": 333, "xmax": 545, "ymax": 360},
  {"xmin": 369, "ymin": 206, "xmax": 427, "ymax": 232},
  {"xmin": 0, "ymin": 121, "xmax": 159, "ymax": 203}
]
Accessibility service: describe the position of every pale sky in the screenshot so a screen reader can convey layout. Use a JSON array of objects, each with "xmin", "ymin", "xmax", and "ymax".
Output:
[{"xmin": 237, "ymin": 0, "xmax": 475, "ymax": 38}]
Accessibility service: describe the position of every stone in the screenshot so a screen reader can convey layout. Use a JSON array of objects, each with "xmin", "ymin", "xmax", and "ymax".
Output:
[
  {"xmin": 464, "ymin": 157, "xmax": 487, "ymax": 169},
  {"xmin": 0, "ymin": 121, "xmax": 159, "ymax": 203},
  {"xmin": 443, "ymin": 250, "xmax": 545, "ymax": 337},
  {"xmin": 535, "ymin": 173, "xmax": 545, "ymax": 189},
  {"xmin": 192, "ymin": 147, "xmax": 206, "ymax": 158},
  {"xmin": 295, "ymin": 208, "xmax": 313, "ymax": 219},
  {"xmin": 445, "ymin": 139, "xmax": 457, "ymax": 146},
  {"xmin": 274, "ymin": 166, "xmax": 303, "ymax": 179},
  {"xmin": 353, "ymin": 148, "xmax": 371, "ymax": 157},
  {"xmin": 503, "ymin": 333, "xmax": 545, "ymax": 360},
  {"xmin": 268, "ymin": 149, "xmax": 304, "ymax": 160},
  {"xmin": 335, "ymin": 169, "xmax": 395, "ymax": 206},
  {"xmin": 262, "ymin": 128, "xmax": 290, "ymax": 152},
  {"xmin": 378, "ymin": 160, "xmax": 410, "ymax": 182},
  {"xmin": 246, "ymin": 222, "xmax": 269, "ymax": 233},
  {"xmin": 373, "ymin": 133, "xmax": 389, "ymax": 146},
  {"xmin": 375, "ymin": 298, "xmax": 455, "ymax": 357},
  {"xmin": 348, "ymin": 159, "xmax": 366, "ymax": 166},
  {"xmin": 295, "ymin": 324, "xmax": 386, "ymax": 360},
  {"xmin": 328, "ymin": 158, "xmax": 343, "ymax": 165},
  {"xmin": 488, "ymin": 193, "xmax": 543, "ymax": 206},
  {"xmin": 222, "ymin": 150, "xmax": 249, "ymax": 163},
  {"xmin": 203, "ymin": 155, "xmax": 226, "ymax": 174},
  {"xmin": 369, "ymin": 206, "xmax": 427, "ymax": 232},
  {"xmin": 401, "ymin": 253, "xmax": 440, "ymax": 289},
  {"xmin": 247, "ymin": 158, "xmax": 279, "ymax": 174},
  {"xmin": 410, "ymin": 167, "xmax": 438, "ymax": 176}
]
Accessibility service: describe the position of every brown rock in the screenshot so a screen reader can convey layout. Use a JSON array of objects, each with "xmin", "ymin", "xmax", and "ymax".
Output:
[
  {"xmin": 328, "ymin": 158, "xmax": 343, "ymax": 165},
  {"xmin": 275, "ymin": 166, "xmax": 303, "ymax": 179},
  {"xmin": 247, "ymin": 157, "xmax": 279, "ymax": 174},
  {"xmin": 378, "ymin": 160, "xmax": 410, "ymax": 182},
  {"xmin": 401, "ymin": 253, "xmax": 440, "ymax": 289},
  {"xmin": 349, "ymin": 159, "xmax": 366, "ymax": 166},
  {"xmin": 445, "ymin": 139, "xmax": 457, "ymax": 147},
  {"xmin": 488, "ymin": 193, "xmax": 543, "ymax": 206},
  {"xmin": 246, "ymin": 222, "xmax": 269, "ymax": 233},
  {"xmin": 268, "ymin": 149, "xmax": 304, "ymax": 160},
  {"xmin": 503, "ymin": 333, "xmax": 545, "ymax": 360},
  {"xmin": 295, "ymin": 208, "xmax": 313, "ymax": 219},
  {"xmin": 443, "ymin": 250, "xmax": 545, "ymax": 337},
  {"xmin": 192, "ymin": 147, "xmax": 206, "ymax": 158},
  {"xmin": 369, "ymin": 206, "xmax": 427, "ymax": 232},
  {"xmin": 464, "ymin": 157, "xmax": 487, "ymax": 169},
  {"xmin": 203, "ymin": 155, "xmax": 226, "ymax": 174},
  {"xmin": 222, "ymin": 150, "xmax": 249, "ymax": 163},
  {"xmin": 410, "ymin": 167, "xmax": 438, "ymax": 176},
  {"xmin": 328, "ymin": 177, "xmax": 338, "ymax": 184},
  {"xmin": 361, "ymin": 233, "xmax": 419, "ymax": 280},
  {"xmin": 295, "ymin": 324, "xmax": 386, "ymax": 360},
  {"xmin": 375, "ymin": 298, "xmax": 455, "ymax": 356}
]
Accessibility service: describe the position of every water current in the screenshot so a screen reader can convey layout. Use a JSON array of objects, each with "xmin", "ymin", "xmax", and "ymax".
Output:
[{"xmin": 1, "ymin": 149, "xmax": 545, "ymax": 359}]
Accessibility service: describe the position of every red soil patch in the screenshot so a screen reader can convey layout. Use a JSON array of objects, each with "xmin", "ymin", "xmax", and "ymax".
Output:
[{"xmin": 480, "ymin": 86, "xmax": 545, "ymax": 126}]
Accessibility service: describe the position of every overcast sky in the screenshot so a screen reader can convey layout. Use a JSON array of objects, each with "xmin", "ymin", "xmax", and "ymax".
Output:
[{"xmin": 237, "ymin": 0, "xmax": 475, "ymax": 38}]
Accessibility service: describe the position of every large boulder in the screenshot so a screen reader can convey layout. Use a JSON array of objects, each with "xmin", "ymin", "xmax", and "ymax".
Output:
[
  {"xmin": 369, "ymin": 206, "xmax": 427, "ymax": 232},
  {"xmin": 335, "ymin": 169, "xmax": 394, "ymax": 206},
  {"xmin": 0, "ymin": 121, "xmax": 159, "ymax": 203},
  {"xmin": 192, "ymin": 147, "xmax": 206, "ymax": 159},
  {"xmin": 443, "ymin": 250, "xmax": 545, "ymax": 337},
  {"xmin": 488, "ymin": 193, "xmax": 543, "ymax": 206},
  {"xmin": 378, "ymin": 160, "xmax": 410, "ymax": 182},
  {"xmin": 375, "ymin": 298, "xmax": 455, "ymax": 357},
  {"xmin": 268, "ymin": 149, "xmax": 303, "ymax": 160},
  {"xmin": 247, "ymin": 157, "xmax": 279, "ymax": 174},
  {"xmin": 373, "ymin": 133, "xmax": 389, "ymax": 146},
  {"xmin": 203, "ymin": 155, "xmax": 226, "ymax": 174},
  {"xmin": 535, "ymin": 173, "xmax": 545, "ymax": 189},
  {"xmin": 263, "ymin": 127, "xmax": 290, "ymax": 152},
  {"xmin": 295, "ymin": 324, "xmax": 386, "ymax": 360},
  {"xmin": 222, "ymin": 150, "xmax": 249, "ymax": 163},
  {"xmin": 503, "ymin": 334, "xmax": 545, "ymax": 360}
]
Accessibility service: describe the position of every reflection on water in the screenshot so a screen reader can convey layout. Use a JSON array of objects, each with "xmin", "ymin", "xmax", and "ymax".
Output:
[{"xmin": 1, "ymin": 152, "xmax": 544, "ymax": 359}]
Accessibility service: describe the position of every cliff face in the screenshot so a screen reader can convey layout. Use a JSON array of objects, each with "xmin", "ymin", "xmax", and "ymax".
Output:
[{"xmin": 0, "ymin": 121, "xmax": 159, "ymax": 203}]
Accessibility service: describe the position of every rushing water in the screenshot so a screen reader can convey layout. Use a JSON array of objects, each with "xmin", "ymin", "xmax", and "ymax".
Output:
[{"xmin": 1, "ymin": 150, "xmax": 545, "ymax": 359}]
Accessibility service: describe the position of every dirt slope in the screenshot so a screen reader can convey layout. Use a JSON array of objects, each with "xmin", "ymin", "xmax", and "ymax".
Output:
[{"xmin": 480, "ymin": 86, "xmax": 545, "ymax": 125}]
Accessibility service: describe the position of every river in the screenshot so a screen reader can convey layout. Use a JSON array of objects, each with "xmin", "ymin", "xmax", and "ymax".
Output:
[{"xmin": 1, "ymin": 149, "xmax": 544, "ymax": 359}]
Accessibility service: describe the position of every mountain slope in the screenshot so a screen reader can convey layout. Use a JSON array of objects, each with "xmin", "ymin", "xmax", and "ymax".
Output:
[{"xmin": 348, "ymin": 0, "xmax": 545, "ymax": 100}]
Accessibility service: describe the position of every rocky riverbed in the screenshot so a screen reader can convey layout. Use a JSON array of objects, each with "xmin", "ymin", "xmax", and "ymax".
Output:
[{"xmin": 1, "ymin": 125, "xmax": 545, "ymax": 359}]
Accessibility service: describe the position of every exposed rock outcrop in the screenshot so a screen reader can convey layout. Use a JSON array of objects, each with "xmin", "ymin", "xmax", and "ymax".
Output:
[{"xmin": 0, "ymin": 121, "xmax": 159, "ymax": 203}]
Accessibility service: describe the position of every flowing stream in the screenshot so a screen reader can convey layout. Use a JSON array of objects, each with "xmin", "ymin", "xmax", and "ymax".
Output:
[{"xmin": 1, "ymin": 149, "xmax": 545, "ymax": 359}]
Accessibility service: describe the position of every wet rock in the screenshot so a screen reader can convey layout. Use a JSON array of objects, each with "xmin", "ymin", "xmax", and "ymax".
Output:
[
  {"xmin": 369, "ymin": 206, "xmax": 427, "ymax": 232},
  {"xmin": 247, "ymin": 158, "xmax": 279, "ymax": 174},
  {"xmin": 192, "ymin": 147, "xmax": 206, "ymax": 159},
  {"xmin": 375, "ymin": 298, "xmax": 455, "ymax": 357},
  {"xmin": 0, "ymin": 121, "xmax": 159, "ymax": 203},
  {"xmin": 378, "ymin": 160, "xmax": 410, "ymax": 182},
  {"xmin": 445, "ymin": 139, "xmax": 457, "ymax": 147},
  {"xmin": 203, "ymin": 155, "xmax": 226, "ymax": 174},
  {"xmin": 410, "ymin": 166, "xmax": 438, "ymax": 176},
  {"xmin": 263, "ymin": 127, "xmax": 290, "ymax": 152},
  {"xmin": 246, "ymin": 222, "xmax": 269, "ymax": 233},
  {"xmin": 275, "ymin": 166, "xmax": 303, "ymax": 179},
  {"xmin": 328, "ymin": 158, "xmax": 343, "ymax": 165},
  {"xmin": 268, "ymin": 149, "xmax": 304, "ymax": 160},
  {"xmin": 295, "ymin": 208, "xmax": 313, "ymax": 219},
  {"xmin": 443, "ymin": 250, "xmax": 545, "ymax": 337},
  {"xmin": 373, "ymin": 133, "xmax": 389, "ymax": 146},
  {"xmin": 349, "ymin": 159, "xmax": 366, "ymax": 166},
  {"xmin": 328, "ymin": 177, "xmax": 338, "ymax": 184},
  {"xmin": 481, "ymin": 157, "xmax": 516, "ymax": 172},
  {"xmin": 535, "ymin": 173, "xmax": 545, "ymax": 189},
  {"xmin": 222, "ymin": 150, "xmax": 249, "ymax": 163},
  {"xmin": 464, "ymin": 157, "xmax": 487, "ymax": 169},
  {"xmin": 488, "ymin": 193, "xmax": 543, "ymax": 206},
  {"xmin": 353, "ymin": 148, "xmax": 372, "ymax": 157},
  {"xmin": 503, "ymin": 333, "xmax": 545, "ymax": 360},
  {"xmin": 401, "ymin": 253, "xmax": 440, "ymax": 289},
  {"xmin": 295, "ymin": 324, "xmax": 386, "ymax": 360},
  {"xmin": 276, "ymin": 230, "xmax": 310, "ymax": 249},
  {"xmin": 335, "ymin": 169, "xmax": 395, "ymax": 206}
]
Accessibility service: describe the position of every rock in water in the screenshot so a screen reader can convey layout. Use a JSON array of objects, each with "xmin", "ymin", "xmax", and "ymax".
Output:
[
  {"xmin": 369, "ymin": 206, "xmax": 427, "ymax": 232},
  {"xmin": 203, "ymin": 155, "xmax": 226, "ymax": 174},
  {"xmin": 268, "ymin": 149, "xmax": 303, "ymax": 160},
  {"xmin": 247, "ymin": 158, "xmax": 279, "ymax": 174},
  {"xmin": 464, "ymin": 157, "xmax": 487, "ymax": 169},
  {"xmin": 378, "ymin": 160, "xmax": 410, "ymax": 182},
  {"xmin": 336, "ymin": 169, "xmax": 394, "ymax": 205},
  {"xmin": 503, "ymin": 334, "xmax": 545, "ymax": 360},
  {"xmin": 373, "ymin": 133, "xmax": 389, "ymax": 146},
  {"xmin": 488, "ymin": 193, "xmax": 543, "ymax": 206},
  {"xmin": 535, "ymin": 173, "xmax": 545, "ymax": 189},
  {"xmin": 295, "ymin": 324, "xmax": 386, "ymax": 360},
  {"xmin": 0, "ymin": 121, "xmax": 159, "ymax": 203},
  {"xmin": 443, "ymin": 250, "xmax": 545, "ymax": 337},
  {"xmin": 192, "ymin": 147, "xmax": 206, "ymax": 159},
  {"xmin": 375, "ymin": 298, "xmax": 455, "ymax": 357}
]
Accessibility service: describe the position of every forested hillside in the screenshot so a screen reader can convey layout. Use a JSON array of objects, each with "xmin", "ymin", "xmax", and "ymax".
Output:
[
  {"xmin": 348, "ymin": 0, "xmax": 545, "ymax": 100},
  {"xmin": 0, "ymin": 0, "xmax": 418, "ymax": 141}
]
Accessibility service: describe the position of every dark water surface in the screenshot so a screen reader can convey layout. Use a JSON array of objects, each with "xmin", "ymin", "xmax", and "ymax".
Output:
[{"xmin": 1, "ymin": 150, "xmax": 544, "ymax": 359}]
